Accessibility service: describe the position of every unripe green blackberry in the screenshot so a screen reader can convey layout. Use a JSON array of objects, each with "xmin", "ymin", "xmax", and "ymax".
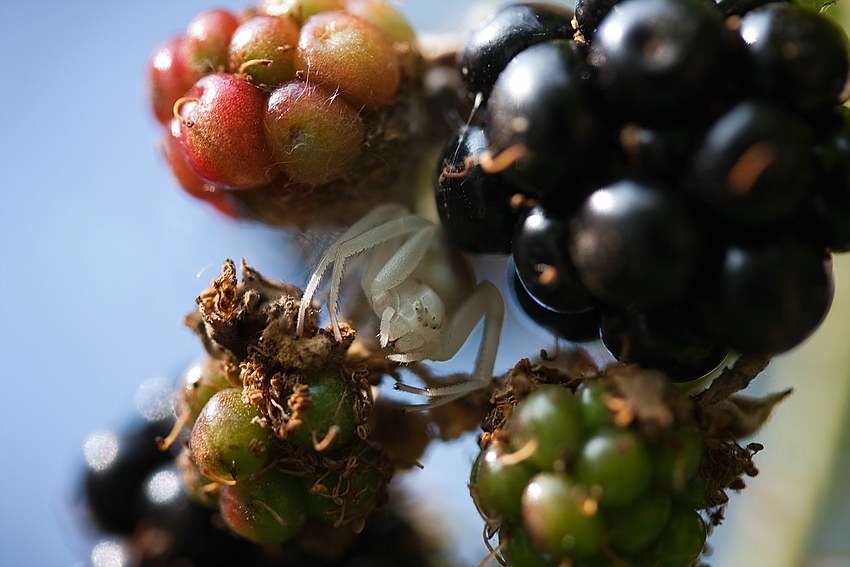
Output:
[
  {"xmin": 499, "ymin": 526, "xmax": 554, "ymax": 567},
  {"xmin": 175, "ymin": 447, "xmax": 221, "ymax": 509},
  {"xmin": 607, "ymin": 491, "xmax": 672, "ymax": 553},
  {"xmin": 521, "ymin": 472, "xmax": 606, "ymax": 560},
  {"xmin": 650, "ymin": 506, "xmax": 707, "ymax": 567},
  {"xmin": 304, "ymin": 452, "xmax": 385, "ymax": 526},
  {"xmin": 507, "ymin": 385, "xmax": 587, "ymax": 470},
  {"xmin": 286, "ymin": 367, "xmax": 359, "ymax": 451},
  {"xmin": 573, "ymin": 427, "xmax": 653, "ymax": 508},
  {"xmin": 190, "ymin": 388, "xmax": 271, "ymax": 483},
  {"xmin": 576, "ymin": 378, "xmax": 612, "ymax": 431},
  {"xmin": 471, "ymin": 439, "xmax": 538, "ymax": 523},
  {"xmin": 470, "ymin": 360, "xmax": 735, "ymax": 567},
  {"xmin": 176, "ymin": 356, "xmax": 234, "ymax": 425}
]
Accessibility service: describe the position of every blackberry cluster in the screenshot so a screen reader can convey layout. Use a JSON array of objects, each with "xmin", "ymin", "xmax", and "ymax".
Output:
[
  {"xmin": 437, "ymin": 0, "xmax": 849, "ymax": 382},
  {"xmin": 80, "ymin": 413, "xmax": 429, "ymax": 567},
  {"xmin": 79, "ymin": 260, "xmax": 437, "ymax": 566},
  {"xmin": 81, "ymin": 415, "xmax": 263, "ymax": 567},
  {"xmin": 148, "ymin": 0, "xmax": 423, "ymax": 227},
  {"xmin": 178, "ymin": 361, "xmax": 387, "ymax": 544},
  {"xmin": 171, "ymin": 260, "xmax": 397, "ymax": 546},
  {"xmin": 470, "ymin": 361, "xmax": 754, "ymax": 567}
]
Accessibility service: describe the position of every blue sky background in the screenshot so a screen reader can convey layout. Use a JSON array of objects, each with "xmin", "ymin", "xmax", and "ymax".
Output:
[{"xmin": 1, "ymin": 2, "xmax": 849, "ymax": 567}]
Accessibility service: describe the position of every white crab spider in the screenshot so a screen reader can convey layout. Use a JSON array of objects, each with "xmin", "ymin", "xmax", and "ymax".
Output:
[{"xmin": 296, "ymin": 203, "xmax": 505, "ymax": 408}]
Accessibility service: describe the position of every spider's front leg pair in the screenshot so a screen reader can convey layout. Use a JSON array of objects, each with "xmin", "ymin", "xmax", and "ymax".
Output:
[{"xmin": 295, "ymin": 204, "xmax": 505, "ymax": 409}]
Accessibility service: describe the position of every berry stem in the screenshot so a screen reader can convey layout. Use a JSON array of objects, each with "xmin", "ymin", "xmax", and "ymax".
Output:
[
  {"xmin": 156, "ymin": 408, "xmax": 191, "ymax": 451},
  {"xmin": 497, "ymin": 439, "xmax": 539, "ymax": 466},
  {"xmin": 238, "ymin": 58, "xmax": 274, "ymax": 79},
  {"xmin": 478, "ymin": 144, "xmax": 527, "ymax": 174},
  {"xmin": 312, "ymin": 425, "xmax": 341, "ymax": 451},
  {"xmin": 173, "ymin": 96, "xmax": 200, "ymax": 127}
]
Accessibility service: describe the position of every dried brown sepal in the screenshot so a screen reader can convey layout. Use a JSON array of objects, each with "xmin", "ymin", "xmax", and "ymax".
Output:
[
  {"xmin": 188, "ymin": 258, "xmax": 356, "ymax": 367},
  {"xmin": 483, "ymin": 350, "xmax": 598, "ymax": 436},
  {"xmin": 605, "ymin": 365, "xmax": 696, "ymax": 437},
  {"xmin": 693, "ymin": 353, "xmax": 773, "ymax": 409},
  {"xmin": 392, "ymin": 363, "xmax": 494, "ymax": 440},
  {"xmin": 427, "ymin": 389, "xmax": 492, "ymax": 442},
  {"xmin": 345, "ymin": 337, "xmax": 404, "ymax": 387},
  {"xmin": 701, "ymin": 440, "xmax": 763, "ymax": 516},
  {"xmin": 241, "ymin": 359, "xmax": 373, "ymax": 454},
  {"xmin": 699, "ymin": 389, "xmax": 793, "ymax": 440}
]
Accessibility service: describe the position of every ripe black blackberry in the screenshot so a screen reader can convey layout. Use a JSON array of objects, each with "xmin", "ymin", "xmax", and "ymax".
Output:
[
  {"xmin": 457, "ymin": 2, "xmax": 575, "ymax": 100},
  {"xmin": 441, "ymin": 4, "xmax": 848, "ymax": 559},
  {"xmin": 587, "ymin": 0, "xmax": 730, "ymax": 127},
  {"xmin": 435, "ymin": 125, "xmax": 525, "ymax": 255},
  {"xmin": 443, "ymin": 0, "xmax": 848, "ymax": 367},
  {"xmin": 512, "ymin": 205, "xmax": 598, "ymax": 314}
]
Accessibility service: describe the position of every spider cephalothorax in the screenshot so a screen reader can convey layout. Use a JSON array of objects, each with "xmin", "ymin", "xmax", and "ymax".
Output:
[{"xmin": 296, "ymin": 203, "xmax": 505, "ymax": 408}]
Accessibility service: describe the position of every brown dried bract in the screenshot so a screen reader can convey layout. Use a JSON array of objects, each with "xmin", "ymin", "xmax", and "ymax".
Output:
[
  {"xmin": 187, "ymin": 258, "xmax": 354, "ymax": 367},
  {"xmin": 366, "ymin": 400, "xmax": 433, "ymax": 468},
  {"xmin": 483, "ymin": 350, "xmax": 596, "ymax": 436},
  {"xmin": 605, "ymin": 365, "xmax": 696, "ymax": 436}
]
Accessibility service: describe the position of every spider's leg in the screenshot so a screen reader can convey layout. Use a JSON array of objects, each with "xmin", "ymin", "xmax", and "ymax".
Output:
[
  {"xmin": 379, "ymin": 306, "xmax": 396, "ymax": 348},
  {"xmin": 299, "ymin": 212, "xmax": 434, "ymax": 340},
  {"xmin": 339, "ymin": 203, "xmax": 412, "ymax": 240},
  {"xmin": 331, "ymin": 215, "xmax": 433, "ymax": 315},
  {"xmin": 396, "ymin": 281, "xmax": 504, "ymax": 407},
  {"xmin": 329, "ymin": 217, "xmax": 433, "ymax": 337},
  {"xmin": 296, "ymin": 204, "xmax": 410, "ymax": 338},
  {"xmin": 368, "ymin": 223, "xmax": 437, "ymax": 297}
]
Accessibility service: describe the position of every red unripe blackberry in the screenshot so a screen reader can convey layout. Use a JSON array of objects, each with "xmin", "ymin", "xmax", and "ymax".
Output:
[
  {"xmin": 264, "ymin": 81, "xmax": 365, "ymax": 185},
  {"xmin": 261, "ymin": 0, "xmax": 345, "ymax": 23},
  {"xmin": 176, "ymin": 73, "xmax": 280, "ymax": 190},
  {"xmin": 219, "ymin": 468, "xmax": 308, "ymax": 543},
  {"xmin": 148, "ymin": 36, "xmax": 196, "ymax": 126},
  {"xmin": 228, "ymin": 15, "xmax": 301, "ymax": 87},
  {"xmin": 162, "ymin": 120, "xmax": 237, "ymax": 217},
  {"xmin": 346, "ymin": 0, "xmax": 417, "ymax": 45},
  {"xmin": 297, "ymin": 11, "xmax": 400, "ymax": 110},
  {"xmin": 183, "ymin": 8, "xmax": 240, "ymax": 78},
  {"xmin": 163, "ymin": 119, "xmax": 211, "ymax": 199}
]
